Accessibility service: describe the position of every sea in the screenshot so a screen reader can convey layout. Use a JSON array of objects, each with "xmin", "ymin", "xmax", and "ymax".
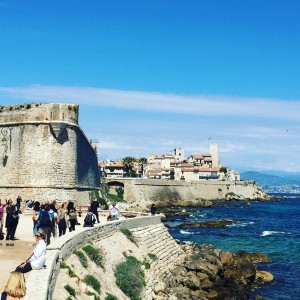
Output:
[{"xmin": 163, "ymin": 193, "xmax": 300, "ymax": 300}]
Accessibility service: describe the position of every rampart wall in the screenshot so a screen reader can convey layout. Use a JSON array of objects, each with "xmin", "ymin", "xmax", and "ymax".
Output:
[
  {"xmin": 25, "ymin": 216, "xmax": 182, "ymax": 299},
  {"xmin": 0, "ymin": 103, "xmax": 100, "ymax": 204},
  {"xmin": 105, "ymin": 178, "xmax": 268, "ymax": 207}
]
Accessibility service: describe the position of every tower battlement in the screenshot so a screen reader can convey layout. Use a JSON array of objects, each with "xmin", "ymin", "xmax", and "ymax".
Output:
[{"xmin": 0, "ymin": 103, "xmax": 78, "ymax": 125}]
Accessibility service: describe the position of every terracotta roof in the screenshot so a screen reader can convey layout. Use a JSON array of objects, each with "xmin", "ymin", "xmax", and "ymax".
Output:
[
  {"xmin": 190, "ymin": 154, "xmax": 204, "ymax": 159},
  {"xmin": 181, "ymin": 168, "xmax": 194, "ymax": 172},
  {"xmin": 179, "ymin": 163, "xmax": 194, "ymax": 167},
  {"xmin": 197, "ymin": 167, "xmax": 219, "ymax": 172}
]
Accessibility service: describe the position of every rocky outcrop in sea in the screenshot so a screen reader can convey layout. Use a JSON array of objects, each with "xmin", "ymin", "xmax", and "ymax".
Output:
[{"xmin": 156, "ymin": 243, "xmax": 273, "ymax": 300}]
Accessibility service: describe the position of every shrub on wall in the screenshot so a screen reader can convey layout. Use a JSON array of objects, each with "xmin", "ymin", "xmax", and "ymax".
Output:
[
  {"xmin": 84, "ymin": 275, "xmax": 101, "ymax": 294},
  {"xmin": 105, "ymin": 294, "xmax": 119, "ymax": 300},
  {"xmin": 115, "ymin": 256, "xmax": 145, "ymax": 300},
  {"xmin": 120, "ymin": 228, "xmax": 136, "ymax": 244},
  {"xmin": 82, "ymin": 244, "xmax": 103, "ymax": 268},
  {"xmin": 64, "ymin": 284, "xmax": 76, "ymax": 297},
  {"xmin": 73, "ymin": 250, "xmax": 88, "ymax": 268}
]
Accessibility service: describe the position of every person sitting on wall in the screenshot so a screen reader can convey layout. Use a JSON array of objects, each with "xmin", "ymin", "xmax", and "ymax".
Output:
[
  {"xmin": 15, "ymin": 229, "xmax": 47, "ymax": 273},
  {"xmin": 150, "ymin": 203, "xmax": 157, "ymax": 216},
  {"xmin": 109, "ymin": 202, "xmax": 119, "ymax": 221},
  {"xmin": 0, "ymin": 271, "xmax": 27, "ymax": 299}
]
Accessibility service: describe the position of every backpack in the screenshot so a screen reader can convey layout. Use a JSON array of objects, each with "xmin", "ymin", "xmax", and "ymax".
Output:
[
  {"xmin": 83, "ymin": 213, "xmax": 94, "ymax": 227},
  {"xmin": 49, "ymin": 211, "xmax": 56, "ymax": 227},
  {"xmin": 39, "ymin": 210, "xmax": 52, "ymax": 227}
]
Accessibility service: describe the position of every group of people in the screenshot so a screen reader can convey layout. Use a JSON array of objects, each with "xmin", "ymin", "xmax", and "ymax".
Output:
[
  {"xmin": 0, "ymin": 195, "xmax": 159, "ymax": 299},
  {"xmin": 0, "ymin": 197, "xmax": 23, "ymax": 241},
  {"xmin": 32, "ymin": 200, "xmax": 80, "ymax": 245}
]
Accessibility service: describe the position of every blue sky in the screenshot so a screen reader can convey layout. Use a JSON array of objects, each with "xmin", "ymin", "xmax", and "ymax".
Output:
[{"xmin": 0, "ymin": 1, "xmax": 300, "ymax": 172}]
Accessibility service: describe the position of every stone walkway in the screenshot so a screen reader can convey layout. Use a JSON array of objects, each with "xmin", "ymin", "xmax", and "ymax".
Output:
[{"xmin": 0, "ymin": 212, "xmax": 107, "ymax": 288}]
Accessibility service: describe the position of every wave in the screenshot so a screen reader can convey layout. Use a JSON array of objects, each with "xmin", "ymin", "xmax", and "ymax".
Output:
[
  {"xmin": 227, "ymin": 221, "xmax": 255, "ymax": 228},
  {"xmin": 179, "ymin": 230, "xmax": 193, "ymax": 235},
  {"xmin": 261, "ymin": 230, "xmax": 292, "ymax": 237}
]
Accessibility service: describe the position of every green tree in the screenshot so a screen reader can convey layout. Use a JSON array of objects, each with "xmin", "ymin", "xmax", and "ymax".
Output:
[
  {"xmin": 138, "ymin": 157, "xmax": 148, "ymax": 177},
  {"xmin": 100, "ymin": 181, "xmax": 110, "ymax": 199},
  {"xmin": 122, "ymin": 157, "xmax": 136, "ymax": 173},
  {"xmin": 219, "ymin": 166, "xmax": 228, "ymax": 174}
]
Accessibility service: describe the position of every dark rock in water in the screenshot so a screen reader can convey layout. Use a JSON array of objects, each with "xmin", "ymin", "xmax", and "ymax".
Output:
[
  {"xmin": 159, "ymin": 243, "xmax": 273, "ymax": 300},
  {"xmin": 179, "ymin": 219, "xmax": 241, "ymax": 228},
  {"xmin": 236, "ymin": 250, "xmax": 272, "ymax": 262}
]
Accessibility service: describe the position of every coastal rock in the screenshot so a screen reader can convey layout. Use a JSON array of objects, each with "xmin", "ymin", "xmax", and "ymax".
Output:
[
  {"xmin": 236, "ymin": 250, "xmax": 272, "ymax": 262},
  {"xmin": 185, "ymin": 259, "xmax": 219, "ymax": 279},
  {"xmin": 219, "ymin": 251, "xmax": 234, "ymax": 266},
  {"xmin": 223, "ymin": 261, "xmax": 257, "ymax": 284},
  {"xmin": 179, "ymin": 219, "xmax": 241, "ymax": 228},
  {"xmin": 161, "ymin": 243, "xmax": 273, "ymax": 300},
  {"xmin": 255, "ymin": 270, "xmax": 274, "ymax": 284}
]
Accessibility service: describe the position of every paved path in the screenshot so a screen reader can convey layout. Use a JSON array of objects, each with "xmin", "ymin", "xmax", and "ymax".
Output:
[{"xmin": 0, "ymin": 212, "xmax": 107, "ymax": 288}]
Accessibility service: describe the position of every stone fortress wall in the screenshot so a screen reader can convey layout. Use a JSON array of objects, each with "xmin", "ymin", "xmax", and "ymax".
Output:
[
  {"xmin": 0, "ymin": 103, "xmax": 100, "ymax": 204},
  {"xmin": 105, "ymin": 178, "xmax": 268, "ymax": 206}
]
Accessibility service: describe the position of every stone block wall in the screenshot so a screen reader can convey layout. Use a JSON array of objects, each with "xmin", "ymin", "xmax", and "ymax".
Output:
[
  {"xmin": 0, "ymin": 103, "xmax": 99, "ymax": 204},
  {"xmin": 115, "ymin": 179, "xmax": 268, "ymax": 206},
  {"xmin": 130, "ymin": 223, "xmax": 184, "ymax": 299}
]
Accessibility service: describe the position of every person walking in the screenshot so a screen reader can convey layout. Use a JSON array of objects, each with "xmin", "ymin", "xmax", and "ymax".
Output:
[
  {"xmin": 67, "ymin": 208, "xmax": 77, "ymax": 232},
  {"xmin": 5, "ymin": 205, "xmax": 19, "ymax": 240},
  {"xmin": 90, "ymin": 198, "xmax": 100, "ymax": 223},
  {"xmin": 57, "ymin": 203, "xmax": 67, "ymax": 236},
  {"xmin": 16, "ymin": 196, "xmax": 22, "ymax": 213},
  {"xmin": 32, "ymin": 201, "xmax": 41, "ymax": 236},
  {"xmin": 37, "ymin": 205, "xmax": 52, "ymax": 245},
  {"xmin": 0, "ymin": 198, "xmax": 6, "ymax": 234}
]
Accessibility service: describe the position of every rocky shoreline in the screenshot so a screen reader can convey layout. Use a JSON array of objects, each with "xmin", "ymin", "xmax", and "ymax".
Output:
[{"xmin": 158, "ymin": 243, "xmax": 273, "ymax": 300}]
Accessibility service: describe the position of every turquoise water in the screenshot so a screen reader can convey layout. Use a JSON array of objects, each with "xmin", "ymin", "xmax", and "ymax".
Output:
[{"xmin": 164, "ymin": 194, "xmax": 300, "ymax": 299}]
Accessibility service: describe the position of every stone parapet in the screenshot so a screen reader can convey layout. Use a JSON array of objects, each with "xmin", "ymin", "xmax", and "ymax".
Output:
[{"xmin": 26, "ymin": 216, "xmax": 163, "ymax": 299}]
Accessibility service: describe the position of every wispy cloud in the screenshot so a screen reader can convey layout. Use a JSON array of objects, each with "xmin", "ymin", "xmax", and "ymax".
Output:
[
  {"xmin": 1, "ymin": 85, "xmax": 299, "ymax": 171},
  {"xmin": 0, "ymin": 85, "xmax": 299, "ymax": 121}
]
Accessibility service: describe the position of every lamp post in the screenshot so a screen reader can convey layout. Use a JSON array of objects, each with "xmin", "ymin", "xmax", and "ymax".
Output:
[{"xmin": 0, "ymin": 127, "xmax": 9, "ymax": 156}]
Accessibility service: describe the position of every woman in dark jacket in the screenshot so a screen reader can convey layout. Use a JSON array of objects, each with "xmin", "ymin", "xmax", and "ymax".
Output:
[{"xmin": 6, "ymin": 205, "xmax": 19, "ymax": 240}]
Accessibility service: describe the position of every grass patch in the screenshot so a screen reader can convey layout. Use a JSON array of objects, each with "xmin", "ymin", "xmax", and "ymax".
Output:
[
  {"xmin": 148, "ymin": 253, "xmax": 158, "ymax": 260},
  {"xmin": 115, "ymin": 256, "xmax": 145, "ymax": 300},
  {"xmin": 64, "ymin": 284, "xmax": 76, "ymax": 296},
  {"xmin": 84, "ymin": 275, "xmax": 101, "ymax": 294},
  {"xmin": 82, "ymin": 244, "xmax": 103, "ymax": 267},
  {"xmin": 105, "ymin": 294, "xmax": 119, "ymax": 300},
  {"xmin": 73, "ymin": 249, "xmax": 88, "ymax": 268},
  {"xmin": 120, "ymin": 228, "xmax": 136, "ymax": 244},
  {"xmin": 85, "ymin": 290, "xmax": 101, "ymax": 300},
  {"xmin": 107, "ymin": 193, "xmax": 124, "ymax": 202},
  {"xmin": 60, "ymin": 262, "xmax": 78, "ymax": 278},
  {"xmin": 143, "ymin": 261, "xmax": 151, "ymax": 269}
]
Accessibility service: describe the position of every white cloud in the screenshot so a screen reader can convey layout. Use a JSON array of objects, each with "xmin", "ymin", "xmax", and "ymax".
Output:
[
  {"xmin": 0, "ymin": 85, "xmax": 300, "ymax": 121},
  {"xmin": 1, "ymin": 85, "xmax": 300, "ymax": 171}
]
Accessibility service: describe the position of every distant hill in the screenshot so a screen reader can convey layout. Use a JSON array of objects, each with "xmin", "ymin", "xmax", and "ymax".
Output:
[
  {"xmin": 240, "ymin": 171, "xmax": 300, "ymax": 193},
  {"xmin": 240, "ymin": 171, "xmax": 300, "ymax": 185}
]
